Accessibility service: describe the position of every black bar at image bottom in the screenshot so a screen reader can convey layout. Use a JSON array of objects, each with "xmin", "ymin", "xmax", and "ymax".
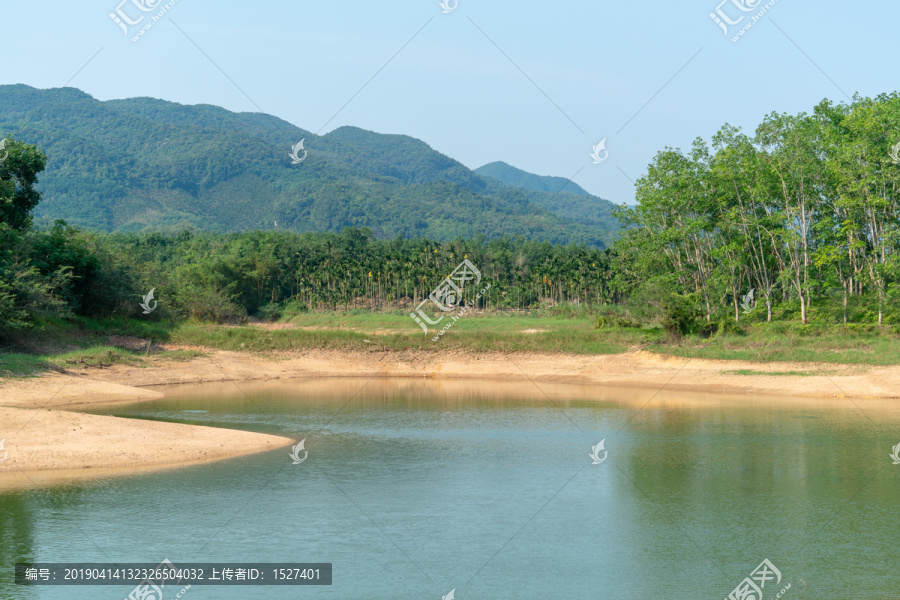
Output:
[{"xmin": 15, "ymin": 562, "xmax": 332, "ymax": 585}]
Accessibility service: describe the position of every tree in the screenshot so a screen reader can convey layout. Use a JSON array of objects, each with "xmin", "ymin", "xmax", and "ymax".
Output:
[{"xmin": 0, "ymin": 137, "xmax": 47, "ymax": 231}]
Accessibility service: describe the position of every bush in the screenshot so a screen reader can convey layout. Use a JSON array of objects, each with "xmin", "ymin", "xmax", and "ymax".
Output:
[
  {"xmin": 0, "ymin": 224, "xmax": 74, "ymax": 335},
  {"xmin": 659, "ymin": 292, "xmax": 702, "ymax": 341},
  {"xmin": 714, "ymin": 318, "xmax": 746, "ymax": 337},
  {"xmin": 280, "ymin": 300, "xmax": 309, "ymax": 319},
  {"xmin": 593, "ymin": 306, "xmax": 642, "ymax": 329},
  {"xmin": 256, "ymin": 303, "xmax": 283, "ymax": 321},
  {"xmin": 176, "ymin": 286, "xmax": 246, "ymax": 324},
  {"xmin": 27, "ymin": 221, "xmax": 101, "ymax": 313}
]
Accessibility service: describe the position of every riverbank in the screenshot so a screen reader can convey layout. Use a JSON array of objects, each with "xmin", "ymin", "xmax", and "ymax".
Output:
[
  {"xmin": 0, "ymin": 404, "xmax": 293, "ymax": 491},
  {"xmin": 0, "ymin": 352, "xmax": 301, "ymax": 490},
  {"xmin": 3, "ymin": 347, "xmax": 894, "ymax": 407},
  {"xmin": 2, "ymin": 347, "xmax": 898, "ymax": 490}
]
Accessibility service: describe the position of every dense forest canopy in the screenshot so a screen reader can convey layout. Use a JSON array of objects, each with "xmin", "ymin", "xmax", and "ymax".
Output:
[
  {"xmin": 1, "ymin": 91, "xmax": 899, "ymax": 336},
  {"xmin": 616, "ymin": 92, "xmax": 900, "ymax": 326},
  {"xmin": 475, "ymin": 161, "xmax": 593, "ymax": 197},
  {"xmin": 0, "ymin": 85, "xmax": 619, "ymax": 247}
]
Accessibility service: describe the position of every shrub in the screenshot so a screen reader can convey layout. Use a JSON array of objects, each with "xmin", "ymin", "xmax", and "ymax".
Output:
[
  {"xmin": 714, "ymin": 318, "xmax": 746, "ymax": 337},
  {"xmin": 177, "ymin": 286, "xmax": 246, "ymax": 324},
  {"xmin": 659, "ymin": 292, "xmax": 702, "ymax": 341},
  {"xmin": 256, "ymin": 303, "xmax": 284, "ymax": 321}
]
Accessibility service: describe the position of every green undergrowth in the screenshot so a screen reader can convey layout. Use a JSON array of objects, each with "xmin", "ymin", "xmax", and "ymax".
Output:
[{"xmin": 2, "ymin": 312, "xmax": 899, "ymax": 380}]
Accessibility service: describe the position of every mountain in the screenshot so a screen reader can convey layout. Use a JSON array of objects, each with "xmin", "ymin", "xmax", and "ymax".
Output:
[
  {"xmin": 475, "ymin": 161, "xmax": 591, "ymax": 196},
  {"xmin": 474, "ymin": 161, "xmax": 618, "ymax": 235},
  {"xmin": 0, "ymin": 85, "xmax": 620, "ymax": 247}
]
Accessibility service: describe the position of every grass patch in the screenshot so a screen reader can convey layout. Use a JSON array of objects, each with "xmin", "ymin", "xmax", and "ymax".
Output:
[
  {"xmin": 662, "ymin": 321, "xmax": 900, "ymax": 365},
  {"xmin": 3, "ymin": 311, "xmax": 900, "ymax": 381},
  {"xmin": 52, "ymin": 347, "xmax": 145, "ymax": 369},
  {"xmin": 156, "ymin": 349, "xmax": 206, "ymax": 362},
  {"xmin": 722, "ymin": 369, "xmax": 830, "ymax": 377},
  {"xmin": 168, "ymin": 316, "xmax": 645, "ymax": 355},
  {"xmin": 0, "ymin": 347, "xmax": 143, "ymax": 378},
  {"xmin": 0, "ymin": 352, "xmax": 58, "ymax": 378}
]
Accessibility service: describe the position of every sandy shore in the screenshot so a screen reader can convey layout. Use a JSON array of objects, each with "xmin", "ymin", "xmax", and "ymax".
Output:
[
  {"xmin": 0, "ymin": 406, "xmax": 293, "ymax": 491},
  {"xmin": 1, "ymin": 347, "xmax": 898, "ymax": 489}
]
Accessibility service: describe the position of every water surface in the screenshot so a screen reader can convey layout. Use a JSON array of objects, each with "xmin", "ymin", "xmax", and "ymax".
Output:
[{"xmin": 2, "ymin": 378, "xmax": 898, "ymax": 599}]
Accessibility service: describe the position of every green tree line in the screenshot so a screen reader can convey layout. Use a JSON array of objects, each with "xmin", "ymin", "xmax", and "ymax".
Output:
[
  {"xmin": 3, "ymin": 91, "xmax": 900, "ymax": 338},
  {"xmin": 615, "ymin": 92, "xmax": 900, "ymax": 326},
  {"xmin": 1, "ymin": 132, "xmax": 622, "ymax": 331}
]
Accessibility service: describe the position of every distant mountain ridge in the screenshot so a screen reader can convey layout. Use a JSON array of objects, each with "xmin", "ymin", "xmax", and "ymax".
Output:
[
  {"xmin": 475, "ymin": 161, "xmax": 592, "ymax": 197},
  {"xmin": 0, "ymin": 84, "xmax": 620, "ymax": 247}
]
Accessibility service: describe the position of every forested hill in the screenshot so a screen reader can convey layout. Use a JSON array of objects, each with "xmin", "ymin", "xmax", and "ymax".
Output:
[
  {"xmin": 475, "ymin": 161, "xmax": 591, "ymax": 196},
  {"xmin": 0, "ymin": 84, "xmax": 620, "ymax": 247}
]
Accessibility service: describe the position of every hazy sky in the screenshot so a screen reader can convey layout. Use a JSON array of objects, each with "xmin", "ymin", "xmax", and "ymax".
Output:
[{"xmin": 1, "ymin": 0, "xmax": 897, "ymax": 205}]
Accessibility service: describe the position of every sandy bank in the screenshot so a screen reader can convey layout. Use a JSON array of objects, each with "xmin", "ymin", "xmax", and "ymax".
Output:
[
  {"xmin": 3, "ymin": 347, "xmax": 890, "ymax": 407},
  {"xmin": 1, "ymin": 347, "xmax": 897, "ymax": 489},
  {"xmin": 0, "ymin": 405, "xmax": 292, "ymax": 490}
]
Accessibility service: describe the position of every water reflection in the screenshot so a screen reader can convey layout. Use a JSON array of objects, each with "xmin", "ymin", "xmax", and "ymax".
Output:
[{"xmin": 1, "ymin": 378, "xmax": 897, "ymax": 599}]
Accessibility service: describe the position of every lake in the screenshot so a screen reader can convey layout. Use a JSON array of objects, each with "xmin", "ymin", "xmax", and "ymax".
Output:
[{"xmin": 1, "ymin": 377, "xmax": 898, "ymax": 599}]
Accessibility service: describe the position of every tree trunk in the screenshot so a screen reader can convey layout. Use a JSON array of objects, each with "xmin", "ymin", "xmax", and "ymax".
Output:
[
  {"xmin": 842, "ymin": 286, "xmax": 847, "ymax": 324},
  {"xmin": 734, "ymin": 287, "xmax": 740, "ymax": 323},
  {"xmin": 799, "ymin": 290, "xmax": 807, "ymax": 325}
]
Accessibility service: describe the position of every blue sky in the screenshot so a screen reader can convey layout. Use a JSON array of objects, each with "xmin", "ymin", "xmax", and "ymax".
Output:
[{"xmin": 1, "ymin": 0, "xmax": 897, "ymax": 205}]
